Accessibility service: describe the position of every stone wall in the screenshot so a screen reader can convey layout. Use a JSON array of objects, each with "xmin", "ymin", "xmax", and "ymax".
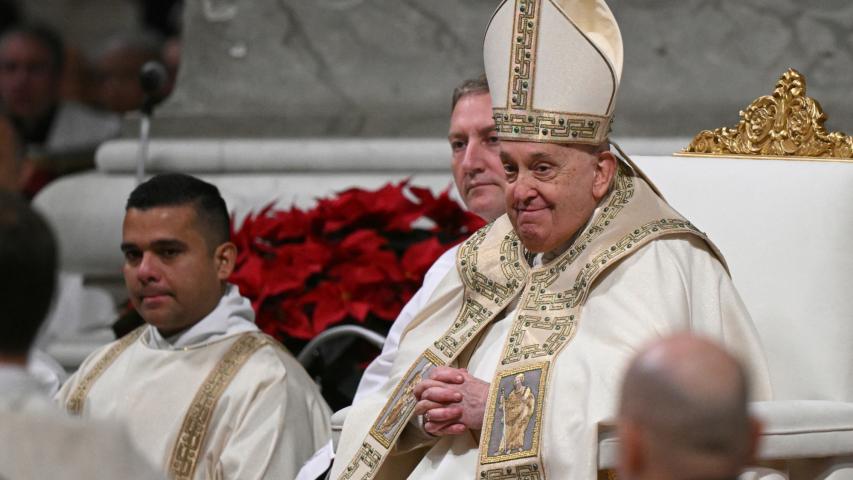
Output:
[{"xmin": 24, "ymin": 0, "xmax": 853, "ymax": 138}]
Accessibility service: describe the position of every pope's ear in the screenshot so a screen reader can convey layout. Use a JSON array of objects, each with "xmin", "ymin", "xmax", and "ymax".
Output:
[
  {"xmin": 214, "ymin": 242, "xmax": 237, "ymax": 280},
  {"xmin": 592, "ymin": 150, "xmax": 617, "ymax": 201}
]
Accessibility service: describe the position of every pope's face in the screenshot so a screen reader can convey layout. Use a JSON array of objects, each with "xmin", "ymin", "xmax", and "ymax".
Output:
[
  {"xmin": 501, "ymin": 141, "xmax": 615, "ymax": 253},
  {"xmin": 449, "ymin": 92, "xmax": 506, "ymax": 221},
  {"xmin": 121, "ymin": 204, "xmax": 232, "ymax": 336}
]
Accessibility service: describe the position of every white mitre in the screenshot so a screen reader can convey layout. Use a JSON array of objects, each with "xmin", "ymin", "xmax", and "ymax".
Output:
[{"xmin": 484, "ymin": 0, "xmax": 623, "ymax": 145}]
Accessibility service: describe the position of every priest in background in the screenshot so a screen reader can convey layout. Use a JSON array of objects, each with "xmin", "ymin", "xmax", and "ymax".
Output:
[
  {"xmin": 57, "ymin": 173, "xmax": 332, "ymax": 479},
  {"xmin": 0, "ymin": 191, "xmax": 161, "ymax": 479},
  {"xmin": 353, "ymin": 74, "xmax": 506, "ymax": 403}
]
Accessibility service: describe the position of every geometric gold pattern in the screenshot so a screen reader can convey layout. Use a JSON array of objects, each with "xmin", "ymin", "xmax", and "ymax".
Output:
[
  {"xmin": 492, "ymin": 0, "xmax": 608, "ymax": 145},
  {"xmin": 339, "ymin": 443, "xmax": 382, "ymax": 480},
  {"xmin": 494, "ymin": 108, "xmax": 606, "ymax": 144},
  {"xmin": 683, "ymin": 68, "xmax": 853, "ymax": 160},
  {"xmin": 481, "ymin": 463, "xmax": 543, "ymax": 479},
  {"xmin": 169, "ymin": 333, "xmax": 272, "ymax": 480},
  {"xmin": 509, "ymin": 0, "xmax": 539, "ymax": 111}
]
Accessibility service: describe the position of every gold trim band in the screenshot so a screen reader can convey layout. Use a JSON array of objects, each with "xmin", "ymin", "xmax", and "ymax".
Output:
[
  {"xmin": 494, "ymin": 108, "xmax": 608, "ymax": 145},
  {"xmin": 168, "ymin": 333, "xmax": 271, "ymax": 480},
  {"xmin": 65, "ymin": 326, "xmax": 145, "ymax": 416}
]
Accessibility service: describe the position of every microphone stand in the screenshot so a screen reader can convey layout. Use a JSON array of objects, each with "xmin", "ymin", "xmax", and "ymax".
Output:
[
  {"xmin": 136, "ymin": 62, "xmax": 168, "ymax": 185},
  {"xmin": 137, "ymin": 108, "xmax": 151, "ymax": 185}
]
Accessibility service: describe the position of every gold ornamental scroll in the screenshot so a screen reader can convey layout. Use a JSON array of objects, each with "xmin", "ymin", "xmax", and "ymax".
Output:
[
  {"xmin": 678, "ymin": 69, "xmax": 853, "ymax": 162},
  {"xmin": 475, "ymin": 165, "xmax": 711, "ymax": 479}
]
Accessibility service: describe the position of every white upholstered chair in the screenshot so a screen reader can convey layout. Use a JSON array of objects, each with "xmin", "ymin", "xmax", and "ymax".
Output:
[{"xmin": 596, "ymin": 153, "xmax": 853, "ymax": 479}]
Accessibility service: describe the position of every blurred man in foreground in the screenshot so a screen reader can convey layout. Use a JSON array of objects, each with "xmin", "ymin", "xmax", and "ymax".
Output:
[
  {"xmin": 0, "ymin": 191, "xmax": 160, "ymax": 479},
  {"xmin": 618, "ymin": 334, "xmax": 762, "ymax": 480}
]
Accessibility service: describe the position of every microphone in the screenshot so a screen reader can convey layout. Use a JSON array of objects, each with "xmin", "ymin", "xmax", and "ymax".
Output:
[
  {"xmin": 139, "ymin": 61, "xmax": 168, "ymax": 115},
  {"xmin": 136, "ymin": 61, "xmax": 168, "ymax": 184}
]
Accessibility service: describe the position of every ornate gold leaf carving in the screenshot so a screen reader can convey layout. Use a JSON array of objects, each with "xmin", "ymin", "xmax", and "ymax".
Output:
[{"xmin": 684, "ymin": 69, "xmax": 853, "ymax": 159}]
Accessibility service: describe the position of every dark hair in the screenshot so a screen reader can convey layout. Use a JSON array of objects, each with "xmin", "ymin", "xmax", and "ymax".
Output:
[
  {"xmin": 0, "ymin": 191, "xmax": 57, "ymax": 355},
  {"xmin": 0, "ymin": 23, "xmax": 65, "ymax": 74},
  {"xmin": 0, "ymin": 1, "xmax": 21, "ymax": 36},
  {"xmin": 126, "ymin": 173, "xmax": 230, "ymax": 248},
  {"xmin": 451, "ymin": 74, "xmax": 490, "ymax": 111}
]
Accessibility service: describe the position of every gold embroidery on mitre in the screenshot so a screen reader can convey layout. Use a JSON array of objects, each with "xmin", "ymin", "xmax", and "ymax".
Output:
[
  {"xmin": 507, "ymin": 0, "xmax": 541, "ymax": 111},
  {"xmin": 493, "ymin": 0, "xmax": 615, "ymax": 145},
  {"xmin": 683, "ymin": 68, "xmax": 853, "ymax": 160},
  {"xmin": 65, "ymin": 326, "xmax": 145, "ymax": 416},
  {"xmin": 169, "ymin": 333, "xmax": 271, "ymax": 480},
  {"xmin": 494, "ymin": 108, "xmax": 607, "ymax": 145}
]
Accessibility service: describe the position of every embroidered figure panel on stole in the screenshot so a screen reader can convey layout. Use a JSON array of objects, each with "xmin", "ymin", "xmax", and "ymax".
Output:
[{"xmin": 481, "ymin": 363, "xmax": 548, "ymax": 463}]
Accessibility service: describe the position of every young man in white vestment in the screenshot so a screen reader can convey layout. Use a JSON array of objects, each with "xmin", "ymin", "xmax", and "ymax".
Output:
[
  {"xmin": 330, "ymin": 1, "xmax": 772, "ymax": 478},
  {"xmin": 0, "ymin": 191, "xmax": 161, "ymax": 479},
  {"xmin": 57, "ymin": 174, "xmax": 332, "ymax": 480},
  {"xmin": 353, "ymin": 75, "xmax": 507, "ymax": 402},
  {"xmin": 617, "ymin": 334, "xmax": 762, "ymax": 480}
]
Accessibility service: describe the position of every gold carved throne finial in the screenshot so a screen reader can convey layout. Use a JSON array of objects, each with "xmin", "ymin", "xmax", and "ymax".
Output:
[{"xmin": 681, "ymin": 69, "xmax": 853, "ymax": 160}]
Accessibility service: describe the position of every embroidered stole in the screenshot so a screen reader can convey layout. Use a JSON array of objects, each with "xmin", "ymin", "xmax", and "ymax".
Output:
[
  {"xmin": 337, "ymin": 165, "xmax": 712, "ymax": 479},
  {"xmin": 65, "ymin": 329, "xmax": 273, "ymax": 479}
]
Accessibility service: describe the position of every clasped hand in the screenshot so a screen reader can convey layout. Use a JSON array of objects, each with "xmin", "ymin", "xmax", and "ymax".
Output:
[{"xmin": 412, "ymin": 366, "xmax": 489, "ymax": 436}]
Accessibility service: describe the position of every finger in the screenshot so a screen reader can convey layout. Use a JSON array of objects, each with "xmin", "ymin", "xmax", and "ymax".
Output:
[
  {"xmin": 428, "ymin": 366, "xmax": 465, "ymax": 384},
  {"xmin": 413, "ymin": 379, "xmax": 452, "ymax": 398},
  {"xmin": 419, "ymin": 386, "xmax": 463, "ymax": 404},
  {"xmin": 413, "ymin": 399, "xmax": 445, "ymax": 416},
  {"xmin": 427, "ymin": 422, "xmax": 467, "ymax": 436},
  {"xmin": 424, "ymin": 406, "xmax": 462, "ymax": 423}
]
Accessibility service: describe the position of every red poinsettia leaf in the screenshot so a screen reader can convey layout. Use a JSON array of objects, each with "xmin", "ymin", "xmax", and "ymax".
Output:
[
  {"xmin": 272, "ymin": 297, "xmax": 315, "ymax": 340},
  {"xmin": 401, "ymin": 237, "xmax": 447, "ymax": 280},
  {"xmin": 360, "ymin": 285, "xmax": 406, "ymax": 321},
  {"xmin": 347, "ymin": 301, "xmax": 371, "ymax": 322},
  {"xmin": 229, "ymin": 254, "xmax": 265, "ymax": 298},
  {"xmin": 339, "ymin": 229, "xmax": 387, "ymax": 253}
]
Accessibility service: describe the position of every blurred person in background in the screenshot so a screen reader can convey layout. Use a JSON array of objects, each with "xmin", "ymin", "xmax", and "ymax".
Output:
[
  {"xmin": 92, "ymin": 31, "xmax": 163, "ymax": 113},
  {"xmin": 0, "ymin": 24, "xmax": 119, "ymax": 196}
]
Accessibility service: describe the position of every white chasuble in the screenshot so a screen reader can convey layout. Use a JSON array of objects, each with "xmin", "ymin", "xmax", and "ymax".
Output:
[
  {"xmin": 57, "ymin": 286, "xmax": 332, "ymax": 480},
  {"xmin": 0, "ymin": 366, "xmax": 162, "ymax": 479},
  {"xmin": 331, "ymin": 164, "xmax": 772, "ymax": 480}
]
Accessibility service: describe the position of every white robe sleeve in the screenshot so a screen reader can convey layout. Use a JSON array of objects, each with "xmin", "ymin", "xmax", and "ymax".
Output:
[
  {"xmin": 353, "ymin": 247, "xmax": 458, "ymax": 403},
  {"xmin": 208, "ymin": 346, "xmax": 332, "ymax": 480}
]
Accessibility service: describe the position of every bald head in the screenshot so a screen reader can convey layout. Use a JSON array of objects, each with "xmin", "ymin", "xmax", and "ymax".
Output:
[{"xmin": 618, "ymin": 334, "xmax": 759, "ymax": 480}]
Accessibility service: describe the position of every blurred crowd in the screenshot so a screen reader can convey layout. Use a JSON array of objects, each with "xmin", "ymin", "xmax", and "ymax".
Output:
[{"xmin": 0, "ymin": 0, "xmax": 182, "ymax": 198}]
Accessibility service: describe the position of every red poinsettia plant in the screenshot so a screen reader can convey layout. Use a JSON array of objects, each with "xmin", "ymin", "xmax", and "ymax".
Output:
[{"xmin": 228, "ymin": 181, "xmax": 485, "ymax": 348}]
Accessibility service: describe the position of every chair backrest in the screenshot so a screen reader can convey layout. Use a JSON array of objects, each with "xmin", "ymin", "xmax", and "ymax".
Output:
[{"xmin": 633, "ymin": 155, "xmax": 853, "ymax": 401}]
